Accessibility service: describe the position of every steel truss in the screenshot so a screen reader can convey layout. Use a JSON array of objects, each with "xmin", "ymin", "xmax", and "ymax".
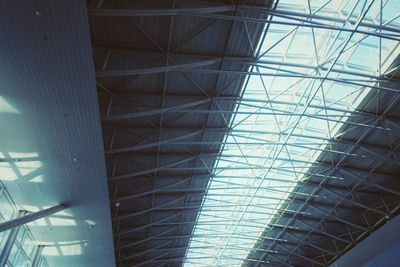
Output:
[{"xmin": 88, "ymin": 0, "xmax": 400, "ymax": 266}]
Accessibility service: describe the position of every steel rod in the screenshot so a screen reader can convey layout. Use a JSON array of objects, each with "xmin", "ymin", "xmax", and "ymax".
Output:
[{"xmin": 0, "ymin": 204, "xmax": 66, "ymax": 233}]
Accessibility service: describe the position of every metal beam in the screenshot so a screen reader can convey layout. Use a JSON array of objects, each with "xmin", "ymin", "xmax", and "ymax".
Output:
[
  {"xmin": 119, "ymin": 240, "xmax": 172, "ymax": 261},
  {"xmin": 111, "ymin": 178, "xmax": 193, "ymax": 202},
  {"xmin": 131, "ymin": 252, "xmax": 169, "ymax": 267},
  {"xmin": 31, "ymin": 245, "xmax": 44, "ymax": 267},
  {"xmin": 88, "ymin": 6, "xmax": 237, "ymax": 16},
  {"xmin": 87, "ymin": 8, "xmax": 400, "ymax": 41},
  {"xmin": 269, "ymin": 222, "xmax": 350, "ymax": 245},
  {"xmin": 102, "ymin": 98, "xmax": 210, "ymax": 121},
  {"xmin": 102, "ymin": 93, "xmax": 384, "ymax": 120},
  {"xmin": 107, "ymin": 130, "xmax": 203, "ymax": 153},
  {"xmin": 104, "ymin": 108, "xmax": 386, "ymax": 130},
  {"xmin": 89, "ymin": 5, "xmax": 400, "ymax": 36},
  {"xmin": 109, "ymin": 156, "xmax": 197, "ymax": 181},
  {"xmin": 93, "ymin": 43, "xmax": 383, "ymax": 80},
  {"xmin": 0, "ymin": 204, "xmax": 66, "ymax": 233},
  {"xmin": 96, "ymin": 58, "xmax": 220, "ymax": 77},
  {"xmin": 115, "ymin": 197, "xmax": 184, "ymax": 221},
  {"xmin": 100, "ymin": 95, "xmax": 400, "ymax": 126},
  {"xmin": 119, "ymin": 227, "xmax": 177, "ymax": 250},
  {"xmin": 109, "ymin": 163, "xmax": 398, "ymax": 185},
  {"xmin": 114, "ymin": 213, "xmax": 179, "ymax": 237},
  {"xmin": 275, "ymin": 242, "xmax": 325, "ymax": 266}
]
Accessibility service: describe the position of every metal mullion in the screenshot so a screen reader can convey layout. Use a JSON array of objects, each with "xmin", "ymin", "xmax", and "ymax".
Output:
[
  {"xmin": 31, "ymin": 245, "xmax": 44, "ymax": 267},
  {"xmin": 0, "ymin": 211, "xmax": 25, "ymax": 267}
]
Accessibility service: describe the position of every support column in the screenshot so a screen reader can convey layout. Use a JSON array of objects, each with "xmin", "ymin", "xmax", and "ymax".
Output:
[
  {"xmin": 31, "ymin": 245, "xmax": 44, "ymax": 267},
  {"xmin": 0, "ymin": 204, "xmax": 66, "ymax": 233},
  {"xmin": 0, "ymin": 211, "xmax": 25, "ymax": 267}
]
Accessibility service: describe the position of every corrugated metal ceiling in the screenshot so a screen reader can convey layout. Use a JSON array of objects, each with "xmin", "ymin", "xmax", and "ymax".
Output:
[
  {"xmin": 86, "ymin": 0, "xmax": 400, "ymax": 266},
  {"xmin": 87, "ymin": 0, "xmax": 272, "ymax": 266},
  {"xmin": 0, "ymin": 1, "xmax": 115, "ymax": 266}
]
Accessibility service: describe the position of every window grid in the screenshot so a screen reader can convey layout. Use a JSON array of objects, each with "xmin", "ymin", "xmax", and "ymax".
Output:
[{"xmin": 0, "ymin": 184, "xmax": 49, "ymax": 267}]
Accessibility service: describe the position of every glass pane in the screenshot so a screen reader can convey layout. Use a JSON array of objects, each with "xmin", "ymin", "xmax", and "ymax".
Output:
[
  {"xmin": 0, "ymin": 185, "xmax": 45, "ymax": 266},
  {"xmin": 21, "ymin": 233, "xmax": 35, "ymax": 259},
  {"xmin": 0, "ymin": 192, "xmax": 14, "ymax": 222}
]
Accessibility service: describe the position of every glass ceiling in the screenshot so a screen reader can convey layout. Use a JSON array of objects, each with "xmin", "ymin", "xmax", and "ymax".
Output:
[{"xmin": 184, "ymin": 0, "xmax": 400, "ymax": 266}]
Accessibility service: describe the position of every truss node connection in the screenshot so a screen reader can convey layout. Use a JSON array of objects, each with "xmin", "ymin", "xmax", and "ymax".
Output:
[{"xmin": 184, "ymin": 0, "xmax": 400, "ymax": 266}]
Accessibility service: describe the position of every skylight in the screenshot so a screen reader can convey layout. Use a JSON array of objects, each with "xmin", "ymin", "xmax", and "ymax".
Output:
[{"xmin": 184, "ymin": 0, "xmax": 400, "ymax": 266}]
